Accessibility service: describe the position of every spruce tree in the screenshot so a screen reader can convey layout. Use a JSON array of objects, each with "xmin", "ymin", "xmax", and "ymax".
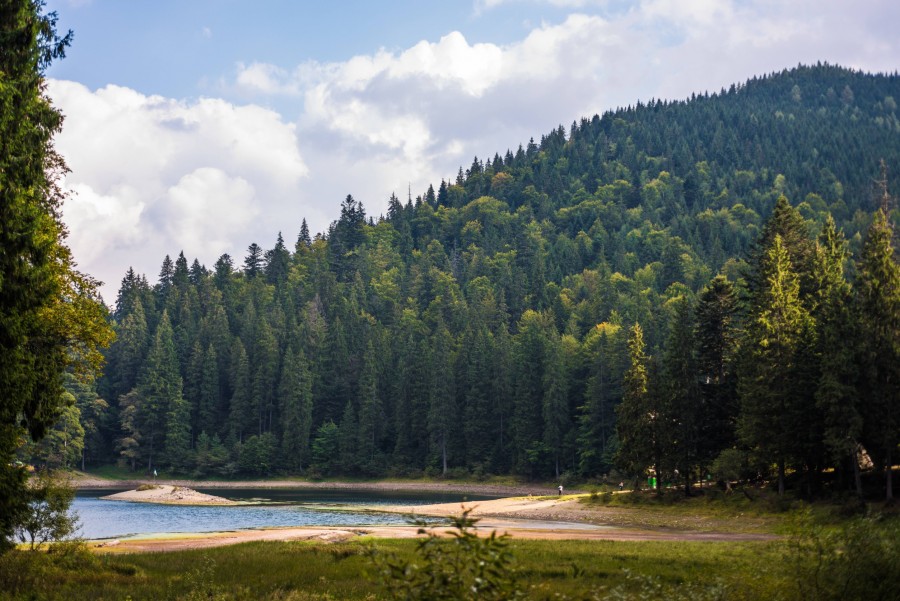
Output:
[
  {"xmin": 616, "ymin": 323, "xmax": 652, "ymax": 487},
  {"xmin": 855, "ymin": 208, "xmax": 900, "ymax": 501},
  {"xmin": 663, "ymin": 297, "xmax": 701, "ymax": 494},
  {"xmin": 694, "ymin": 275, "xmax": 739, "ymax": 468},
  {"xmin": 278, "ymin": 347, "xmax": 313, "ymax": 471},
  {"xmin": 813, "ymin": 217, "xmax": 862, "ymax": 496},
  {"xmin": 136, "ymin": 310, "xmax": 184, "ymax": 472},
  {"xmin": 0, "ymin": 1, "xmax": 112, "ymax": 547},
  {"xmin": 738, "ymin": 236, "xmax": 813, "ymax": 495}
]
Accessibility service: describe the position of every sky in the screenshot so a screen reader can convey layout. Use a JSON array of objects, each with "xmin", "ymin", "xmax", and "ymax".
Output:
[{"xmin": 43, "ymin": 0, "xmax": 900, "ymax": 303}]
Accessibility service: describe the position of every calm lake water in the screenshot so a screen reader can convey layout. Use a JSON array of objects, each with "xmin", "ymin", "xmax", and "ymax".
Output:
[{"xmin": 74, "ymin": 488, "xmax": 496, "ymax": 540}]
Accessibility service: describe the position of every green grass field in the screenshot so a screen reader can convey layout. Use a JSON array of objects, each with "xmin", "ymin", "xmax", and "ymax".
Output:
[{"xmin": 0, "ymin": 537, "xmax": 790, "ymax": 600}]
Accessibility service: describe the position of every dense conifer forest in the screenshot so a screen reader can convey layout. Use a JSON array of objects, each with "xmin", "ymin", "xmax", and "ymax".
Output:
[{"xmin": 29, "ymin": 64, "xmax": 900, "ymax": 496}]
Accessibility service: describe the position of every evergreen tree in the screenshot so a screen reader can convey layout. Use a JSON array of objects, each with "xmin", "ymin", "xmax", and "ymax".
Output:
[
  {"xmin": 542, "ymin": 334, "xmax": 569, "ymax": 479},
  {"xmin": 694, "ymin": 276, "xmax": 739, "ymax": 467},
  {"xmin": 616, "ymin": 323, "xmax": 654, "ymax": 487},
  {"xmin": 297, "ymin": 218, "xmax": 312, "ymax": 251},
  {"xmin": 279, "ymin": 347, "xmax": 313, "ymax": 471},
  {"xmin": 738, "ymin": 236, "xmax": 813, "ymax": 495},
  {"xmin": 228, "ymin": 339, "xmax": 253, "ymax": 443},
  {"xmin": 0, "ymin": 0, "xmax": 112, "ymax": 546},
  {"xmin": 428, "ymin": 324, "xmax": 457, "ymax": 476},
  {"xmin": 135, "ymin": 310, "xmax": 184, "ymax": 472},
  {"xmin": 265, "ymin": 232, "xmax": 291, "ymax": 285},
  {"xmin": 356, "ymin": 341, "xmax": 383, "ymax": 470},
  {"xmin": 662, "ymin": 298, "xmax": 701, "ymax": 494},
  {"xmin": 855, "ymin": 207, "xmax": 900, "ymax": 501},
  {"xmin": 244, "ymin": 243, "xmax": 264, "ymax": 277},
  {"xmin": 577, "ymin": 321, "xmax": 626, "ymax": 477}
]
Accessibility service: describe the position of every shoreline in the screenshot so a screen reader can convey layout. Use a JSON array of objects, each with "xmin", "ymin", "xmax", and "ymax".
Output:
[{"xmin": 73, "ymin": 474, "xmax": 560, "ymax": 497}]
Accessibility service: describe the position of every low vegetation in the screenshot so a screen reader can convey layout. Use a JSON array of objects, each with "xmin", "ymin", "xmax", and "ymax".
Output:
[{"xmin": 2, "ymin": 512, "xmax": 896, "ymax": 600}]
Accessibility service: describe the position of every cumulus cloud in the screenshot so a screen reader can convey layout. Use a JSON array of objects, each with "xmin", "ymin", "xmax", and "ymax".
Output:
[{"xmin": 49, "ymin": 80, "xmax": 310, "ymax": 300}]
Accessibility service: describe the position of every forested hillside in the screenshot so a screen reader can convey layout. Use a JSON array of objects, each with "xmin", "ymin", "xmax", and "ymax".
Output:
[{"xmin": 32, "ymin": 64, "xmax": 900, "ymax": 492}]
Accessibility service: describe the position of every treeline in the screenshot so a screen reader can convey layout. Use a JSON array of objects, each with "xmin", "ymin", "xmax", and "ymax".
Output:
[
  {"xmin": 617, "ymin": 195, "xmax": 899, "ymax": 499},
  {"xmin": 22, "ymin": 65, "xmax": 900, "ymax": 495}
]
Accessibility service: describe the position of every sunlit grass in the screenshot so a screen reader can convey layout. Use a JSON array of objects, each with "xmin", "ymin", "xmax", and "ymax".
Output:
[{"xmin": 1, "ymin": 537, "xmax": 790, "ymax": 600}]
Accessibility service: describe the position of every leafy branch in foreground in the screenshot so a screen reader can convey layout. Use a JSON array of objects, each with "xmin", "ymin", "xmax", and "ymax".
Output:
[
  {"xmin": 372, "ymin": 508, "xmax": 523, "ymax": 600},
  {"xmin": 15, "ymin": 469, "xmax": 78, "ymax": 551}
]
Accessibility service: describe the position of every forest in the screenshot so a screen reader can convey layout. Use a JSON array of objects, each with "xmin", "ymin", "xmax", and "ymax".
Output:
[{"xmin": 25, "ymin": 63, "xmax": 900, "ymax": 498}]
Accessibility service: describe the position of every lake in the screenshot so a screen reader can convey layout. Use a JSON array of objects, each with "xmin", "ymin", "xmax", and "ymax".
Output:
[{"xmin": 73, "ymin": 488, "xmax": 496, "ymax": 540}]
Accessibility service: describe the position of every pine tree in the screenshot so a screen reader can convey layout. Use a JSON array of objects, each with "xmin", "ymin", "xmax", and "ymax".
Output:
[
  {"xmin": 616, "ymin": 323, "xmax": 654, "ymax": 487},
  {"xmin": 428, "ymin": 323, "xmax": 457, "ymax": 476},
  {"xmin": 265, "ymin": 232, "xmax": 291, "ymax": 285},
  {"xmin": 356, "ymin": 341, "xmax": 383, "ymax": 469},
  {"xmin": 278, "ymin": 347, "xmax": 314, "ymax": 471},
  {"xmin": 542, "ymin": 334, "xmax": 569, "ymax": 479},
  {"xmin": 136, "ymin": 310, "xmax": 184, "ymax": 472},
  {"xmin": 663, "ymin": 297, "xmax": 702, "ymax": 494},
  {"xmin": 228, "ymin": 339, "xmax": 252, "ymax": 443},
  {"xmin": 0, "ymin": 1, "xmax": 112, "ymax": 544},
  {"xmin": 578, "ymin": 321, "xmax": 626, "ymax": 477},
  {"xmin": 694, "ymin": 275, "xmax": 739, "ymax": 467},
  {"xmin": 812, "ymin": 216, "xmax": 862, "ymax": 496},
  {"xmin": 855, "ymin": 207, "xmax": 900, "ymax": 501},
  {"xmin": 738, "ymin": 235, "xmax": 813, "ymax": 495}
]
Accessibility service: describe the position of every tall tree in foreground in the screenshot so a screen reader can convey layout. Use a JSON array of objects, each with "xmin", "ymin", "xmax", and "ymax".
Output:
[
  {"xmin": 855, "ymin": 203, "xmax": 900, "ymax": 501},
  {"xmin": 0, "ymin": 1, "xmax": 112, "ymax": 550},
  {"xmin": 813, "ymin": 216, "xmax": 862, "ymax": 497},
  {"xmin": 739, "ymin": 235, "xmax": 813, "ymax": 495},
  {"xmin": 694, "ymin": 275, "xmax": 739, "ymax": 471},
  {"xmin": 616, "ymin": 323, "xmax": 653, "ymax": 489}
]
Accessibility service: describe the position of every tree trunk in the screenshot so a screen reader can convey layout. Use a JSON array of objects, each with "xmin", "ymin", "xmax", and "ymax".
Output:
[
  {"xmin": 853, "ymin": 446, "xmax": 863, "ymax": 499},
  {"xmin": 887, "ymin": 446, "xmax": 894, "ymax": 501},
  {"xmin": 778, "ymin": 459, "xmax": 785, "ymax": 496}
]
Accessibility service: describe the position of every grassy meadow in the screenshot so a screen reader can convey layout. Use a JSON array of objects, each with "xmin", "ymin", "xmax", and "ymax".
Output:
[{"xmin": 0, "ymin": 537, "xmax": 790, "ymax": 600}]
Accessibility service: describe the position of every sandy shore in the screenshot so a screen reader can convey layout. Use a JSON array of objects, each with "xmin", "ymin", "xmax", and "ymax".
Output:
[
  {"xmin": 88, "ymin": 494, "xmax": 776, "ymax": 553},
  {"xmin": 100, "ymin": 485, "xmax": 238, "ymax": 506},
  {"xmin": 77, "ymin": 474, "xmax": 777, "ymax": 553}
]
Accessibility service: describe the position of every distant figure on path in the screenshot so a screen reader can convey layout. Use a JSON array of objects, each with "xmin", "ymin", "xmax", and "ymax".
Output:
[{"xmin": 558, "ymin": 485, "xmax": 563, "ymax": 496}]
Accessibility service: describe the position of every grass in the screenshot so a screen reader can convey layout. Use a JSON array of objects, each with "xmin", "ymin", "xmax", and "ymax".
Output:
[{"xmin": 0, "ymin": 537, "xmax": 790, "ymax": 600}]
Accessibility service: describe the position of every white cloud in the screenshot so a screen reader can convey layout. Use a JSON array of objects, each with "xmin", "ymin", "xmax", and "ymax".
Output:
[{"xmin": 49, "ymin": 80, "xmax": 310, "ymax": 300}]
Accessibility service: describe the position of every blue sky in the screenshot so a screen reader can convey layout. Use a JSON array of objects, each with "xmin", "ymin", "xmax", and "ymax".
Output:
[{"xmin": 43, "ymin": 0, "xmax": 900, "ymax": 302}]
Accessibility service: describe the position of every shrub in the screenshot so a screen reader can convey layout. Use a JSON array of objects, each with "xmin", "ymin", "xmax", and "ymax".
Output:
[
  {"xmin": 790, "ymin": 514, "xmax": 900, "ymax": 601},
  {"xmin": 371, "ymin": 509, "xmax": 524, "ymax": 600},
  {"xmin": 15, "ymin": 469, "xmax": 78, "ymax": 550}
]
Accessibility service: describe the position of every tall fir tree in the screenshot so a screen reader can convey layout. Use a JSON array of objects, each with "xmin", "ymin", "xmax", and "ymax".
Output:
[
  {"xmin": 135, "ymin": 310, "xmax": 183, "ymax": 472},
  {"xmin": 738, "ymin": 236, "xmax": 813, "ymax": 495},
  {"xmin": 855, "ymin": 207, "xmax": 900, "ymax": 501}
]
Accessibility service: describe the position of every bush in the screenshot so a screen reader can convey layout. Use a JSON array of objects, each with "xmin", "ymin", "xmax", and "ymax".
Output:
[
  {"xmin": 371, "ymin": 509, "xmax": 524, "ymax": 600},
  {"xmin": 15, "ymin": 469, "xmax": 78, "ymax": 550},
  {"xmin": 790, "ymin": 514, "xmax": 900, "ymax": 601}
]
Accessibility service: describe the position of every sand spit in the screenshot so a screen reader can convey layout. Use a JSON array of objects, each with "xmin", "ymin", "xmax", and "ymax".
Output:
[{"xmin": 101, "ymin": 485, "xmax": 238, "ymax": 506}]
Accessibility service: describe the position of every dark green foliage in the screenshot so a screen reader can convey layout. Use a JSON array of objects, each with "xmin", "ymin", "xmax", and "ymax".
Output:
[
  {"xmin": 854, "ymin": 208, "xmax": 900, "ymax": 500},
  {"xmin": 738, "ymin": 235, "xmax": 814, "ymax": 495},
  {"xmin": 0, "ymin": 0, "xmax": 112, "ymax": 549},
  {"xmin": 86, "ymin": 64, "xmax": 900, "ymax": 493}
]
